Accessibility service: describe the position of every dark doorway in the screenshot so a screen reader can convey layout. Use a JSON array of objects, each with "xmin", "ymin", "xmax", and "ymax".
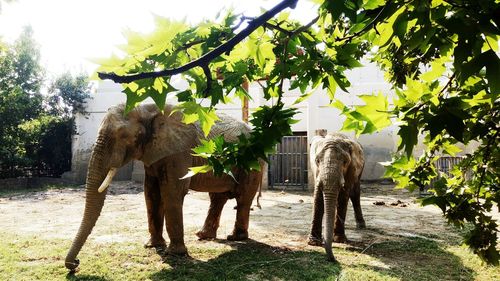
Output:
[{"xmin": 268, "ymin": 133, "xmax": 308, "ymax": 190}]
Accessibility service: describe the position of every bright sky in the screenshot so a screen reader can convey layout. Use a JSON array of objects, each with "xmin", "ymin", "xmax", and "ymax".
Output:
[{"xmin": 0, "ymin": 0, "xmax": 317, "ymax": 77}]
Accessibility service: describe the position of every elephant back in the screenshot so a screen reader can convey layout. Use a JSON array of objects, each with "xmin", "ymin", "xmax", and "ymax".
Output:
[{"xmin": 207, "ymin": 113, "xmax": 251, "ymax": 142}]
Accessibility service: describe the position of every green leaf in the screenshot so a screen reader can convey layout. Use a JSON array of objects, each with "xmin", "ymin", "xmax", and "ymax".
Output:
[
  {"xmin": 197, "ymin": 107, "xmax": 220, "ymax": 136},
  {"xmin": 356, "ymin": 92, "xmax": 392, "ymax": 130},
  {"xmin": 442, "ymin": 142, "xmax": 462, "ymax": 156},
  {"xmin": 484, "ymin": 34, "xmax": 499, "ymax": 52},
  {"xmin": 404, "ymin": 77, "xmax": 426, "ymax": 102},
  {"xmin": 248, "ymin": 160, "xmax": 262, "ymax": 171},
  {"xmin": 326, "ymin": 76, "xmax": 337, "ymax": 100},
  {"xmin": 255, "ymin": 41, "xmax": 275, "ymax": 68},
  {"xmin": 484, "ymin": 50, "xmax": 500, "ymax": 96},
  {"xmin": 192, "ymin": 139, "xmax": 216, "ymax": 157},
  {"xmin": 153, "ymin": 78, "xmax": 164, "ymax": 94},
  {"xmin": 373, "ymin": 6, "xmax": 405, "ymax": 47},
  {"xmin": 421, "ymin": 196, "xmax": 448, "ymax": 213},
  {"xmin": 421, "ymin": 59, "xmax": 447, "ymax": 82},
  {"xmin": 464, "ymin": 90, "xmax": 491, "ymax": 106},
  {"xmin": 363, "ymin": 0, "xmax": 385, "ymax": 10},
  {"xmin": 177, "ymin": 90, "xmax": 194, "ymax": 102},
  {"xmin": 292, "ymin": 90, "xmax": 314, "ymax": 105},
  {"xmin": 122, "ymin": 87, "xmax": 148, "ymax": 115},
  {"xmin": 180, "ymin": 165, "xmax": 213, "ymax": 179},
  {"xmin": 398, "ymin": 123, "xmax": 418, "ymax": 158}
]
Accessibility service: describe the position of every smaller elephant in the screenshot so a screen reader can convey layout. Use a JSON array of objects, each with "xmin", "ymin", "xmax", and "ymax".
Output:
[{"xmin": 308, "ymin": 133, "xmax": 365, "ymax": 262}]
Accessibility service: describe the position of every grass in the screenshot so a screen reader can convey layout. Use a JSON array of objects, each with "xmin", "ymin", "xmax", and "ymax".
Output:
[
  {"xmin": 1, "ymin": 184, "xmax": 499, "ymax": 280},
  {"xmin": 1, "ymin": 231, "xmax": 499, "ymax": 281}
]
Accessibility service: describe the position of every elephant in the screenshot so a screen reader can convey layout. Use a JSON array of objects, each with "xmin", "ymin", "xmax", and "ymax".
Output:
[
  {"xmin": 307, "ymin": 133, "xmax": 365, "ymax": 262},
  {"xmin": 64, "ymin": 103, "xmax": 263, "ymax": 270}
]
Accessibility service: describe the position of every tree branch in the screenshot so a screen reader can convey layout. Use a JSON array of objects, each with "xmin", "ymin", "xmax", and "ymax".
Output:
[
  {"xmin": 336, "ymin": 3, "xmax": 389, "ymax": 43},
  {"xmin": 202, "ymin": 65, "xmax": 212, "ymax": 97},
  {"xmin": 98, "ymin": 0, "xmax": 299, "ymax": 84},
  {"xmin": 292, "ymin": 15, "xmax": 319, "ymax": 36}
]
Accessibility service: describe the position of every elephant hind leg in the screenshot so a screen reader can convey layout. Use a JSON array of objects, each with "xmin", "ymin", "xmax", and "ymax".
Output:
[
  {"xmin": 333, "ymin": 186, "xmax": 350, "ymax": 243},
  {"xmin": 196, "ymin": 192, "xmax": 229, "ymax": 240},
  {"xmin": 228, "ymin": 171, "xmax": 260, "ymax": 241},
  {"xmin": 228, "ymin": 201, "xmax": 251, "ymax": 241}
]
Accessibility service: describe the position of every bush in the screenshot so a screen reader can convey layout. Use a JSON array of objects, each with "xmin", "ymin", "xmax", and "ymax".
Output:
[{"xmin": 17, "ymin": 115, "xmax": 73, "ymax": 177}]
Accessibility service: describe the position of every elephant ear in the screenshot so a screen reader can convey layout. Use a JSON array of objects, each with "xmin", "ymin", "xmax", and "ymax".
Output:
[
  {"xmin": 310, "ymin": 135, "xmax": 326, "ymax": 155},
  {"xmin": 141, "ymin": 110, "xmax": 201, "ymax": 166},
  {"xmin": 347, "ymin": 140, "xmax": 365, "ymax": 176}
]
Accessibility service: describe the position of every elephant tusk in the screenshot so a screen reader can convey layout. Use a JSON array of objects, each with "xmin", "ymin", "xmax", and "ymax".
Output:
[{"xmin": 98, "ymin": 168, "xmax": 118, "ymax": 193}]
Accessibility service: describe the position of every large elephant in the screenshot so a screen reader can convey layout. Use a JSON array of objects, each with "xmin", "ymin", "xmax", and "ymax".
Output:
[
  {"xmin": 307, "ymin": 133, "xmax": 365, "ymax": 262},
  {"xmin": 65, "ymin": 103, "xmax": 263, "ymax": 270}
]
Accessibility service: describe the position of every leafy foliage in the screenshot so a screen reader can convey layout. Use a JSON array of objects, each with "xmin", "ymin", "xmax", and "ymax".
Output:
[
  {"xmin": 96, "ymin": 0, "xmax": 500, "ymax": 263},
  {"xmin": 18, "ymin": 115, "xmax": 73, "ymax": 177},
  {"xmin": 328, "ymin": 0, "xmax": 500, "ymax": 264},
  {"xmin": 46, "ymin": 72, "xmax": 92, "ymax": 117},
  {"xmin": 0, "ymin": 26, "xmax": 44, "ymax": 177},
  {"xmin": 0, "ymin": 27, "xmax": 91, "ymax": 178}
]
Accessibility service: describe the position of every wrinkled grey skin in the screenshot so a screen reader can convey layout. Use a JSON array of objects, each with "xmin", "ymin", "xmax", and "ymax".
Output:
[
  {"xmin": 65, "ymin": 103, "xmax": 263, "ymax": 271},
  {"xmin": 307, "ymin": 133, "xmax": 365, "ymax": 262}
]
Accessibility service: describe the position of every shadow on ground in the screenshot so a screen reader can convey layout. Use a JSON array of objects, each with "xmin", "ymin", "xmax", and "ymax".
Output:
[
  {"xmin": 151, "ymin": 239, "xmax": 341, "ymax": 281},
  {"xmin": 66, "ymin": 274, "xmax": 109, "ymax": 281},
  {"xmin": 346, "ymin": 236, "xmax": 475, "ymax": 281},
  {"xmin": 146, "ymin": 237, "xmax": 474, "ymax": 281}
]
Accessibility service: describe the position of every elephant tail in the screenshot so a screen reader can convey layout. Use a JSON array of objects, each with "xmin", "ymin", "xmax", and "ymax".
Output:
[{"xmin": 255, "ymin": 178, "xmax": 262, "ymax": 209}]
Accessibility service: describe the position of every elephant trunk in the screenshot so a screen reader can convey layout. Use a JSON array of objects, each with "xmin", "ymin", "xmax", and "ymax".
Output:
[
  {"xmin": 323, "ymin": 179, "xmax": 340, "ymax": 262},
  {"xmin": 65, "ymin": 135, "xmax": 110, "ymax": 270}
]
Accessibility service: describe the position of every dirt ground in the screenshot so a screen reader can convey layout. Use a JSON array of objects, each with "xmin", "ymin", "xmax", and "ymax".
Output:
[{"xmin": 0, "ymin": 181, "xmax": 459, "ymax": 253}]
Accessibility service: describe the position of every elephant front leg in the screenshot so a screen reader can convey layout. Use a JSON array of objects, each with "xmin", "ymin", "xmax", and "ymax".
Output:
[
  {"xmin": 308, "ymin": 186, "xmax": 324, "ymax": 246},
  {"xmin": 163, "ymin": 196, "xmax": 188, "ymax": 255},
  {"xmin": 144, "ymin": 172, "xmax": 166, "ymax": 248},
  {"xmin": 333, "ymin": 186, "xmax": 350, "ymax": 243},
  {"xmin": 350, "ymin": 180, "xmax": 366, "ymax": 229},
  {"xmin": 196, "ymin": 192, "xmax": 229, "ymax": 240}
]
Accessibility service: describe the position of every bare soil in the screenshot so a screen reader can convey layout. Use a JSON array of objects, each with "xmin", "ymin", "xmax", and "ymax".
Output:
[{"xmin": 0, "ymin": 181, "xmax": 459, "ymax": 253}]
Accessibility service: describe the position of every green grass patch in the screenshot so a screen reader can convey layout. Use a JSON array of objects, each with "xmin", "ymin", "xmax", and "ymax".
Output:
[{"xmin": 1, "ymin": 232, "xmax": 499, "ymax": 281}]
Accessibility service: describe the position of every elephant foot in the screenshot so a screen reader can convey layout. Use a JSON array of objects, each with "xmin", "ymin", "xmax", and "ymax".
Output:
[
  {"xmin": 356, "ymin": 220, "xmax": 366, "ymax": 229},
  {"xmin": 196, "ymin": 229, "xmax": 217, "ymax": 240},
  {"xmin": 307, "ymin": 236, "xmax": 324, "ymax": 247},
  {"xmin": 327, "ymin": 255, "xmax": 338, "ymax": 263},
  {"xmin": 167, "ymin": 244, "xmax": 188, "ymax": 256},
  {"xmin": 144, "ymin": 237, "xmax": 167, "ymax": 248},
  {"xmin": 333, "ymin": 234, "xmax": 348, "ymax": 244},
  {"xmin": 227, "ymin": 229, "xmax": 248, "ymax": 241},
  {"xmin": 65, "ymin": 259, "xmax": 80, "ymax": 271}
]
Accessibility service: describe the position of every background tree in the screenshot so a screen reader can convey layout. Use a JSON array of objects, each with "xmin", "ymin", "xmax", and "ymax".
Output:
[
  {"xmin": 96, "ymin": 0, "xmax": 499, "ymax": 263},
  {"xmin": 0, "ymin": 26, "xmax": 91, "ymax": 178},
  {"xmin": 46, "ymin": 71, "xmax": 91, "ymax": 117},
  {"xmin": 0, "ymin": 26, "xmax": 44, "ymax": 177}
]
